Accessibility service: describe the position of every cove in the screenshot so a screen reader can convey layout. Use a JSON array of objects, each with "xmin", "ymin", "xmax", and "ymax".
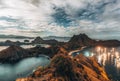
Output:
[{"xmin": 0, "ymin": 55, "xmax": 50, "ymax": 81}]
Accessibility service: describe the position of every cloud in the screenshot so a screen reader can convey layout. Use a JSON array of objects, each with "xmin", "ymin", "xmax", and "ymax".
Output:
[{"xmin": 0, "ymin": 0, "xmax": 120, "ymax": 40}]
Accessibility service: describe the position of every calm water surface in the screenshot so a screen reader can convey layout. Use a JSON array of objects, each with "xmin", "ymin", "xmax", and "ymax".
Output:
[{"xmin": 0, "ymin": 56, "xmax": 50, "ymax": 81}]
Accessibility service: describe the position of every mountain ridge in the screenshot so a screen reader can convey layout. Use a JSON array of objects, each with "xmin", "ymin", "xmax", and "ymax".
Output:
[{"xmin": 16, "ymin": 54, "xmax": 110, "ymax": 81}]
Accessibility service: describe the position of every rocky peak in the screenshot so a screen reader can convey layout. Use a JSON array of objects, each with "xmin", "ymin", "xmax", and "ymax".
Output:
[
  {"xmin": 63, "ymin": 34, "xmax": 96, "ymax": 50},
  {"xmin": 69, "ymin": 33, "xmax": 95, "ymax": 43}
]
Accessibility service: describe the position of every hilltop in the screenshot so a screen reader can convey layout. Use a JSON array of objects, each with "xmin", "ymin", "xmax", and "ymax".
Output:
[{"xmin": 16, "ymin": 54, "xmax": 110, "ymax": 81}]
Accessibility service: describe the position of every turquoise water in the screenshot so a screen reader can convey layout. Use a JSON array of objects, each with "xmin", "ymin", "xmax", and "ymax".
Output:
[{"xmin": 0, "ymin": 56, "xmax": 50, "ymax": 81}]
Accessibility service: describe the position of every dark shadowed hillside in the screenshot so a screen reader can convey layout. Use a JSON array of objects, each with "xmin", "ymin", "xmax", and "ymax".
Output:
[
  {"xmin": 0, "ymin": 45, "xmax": 61, "ymax": 64},
  {"xmin": 0, "ymin": 45, "xmax": 29, "ymax": 63}
]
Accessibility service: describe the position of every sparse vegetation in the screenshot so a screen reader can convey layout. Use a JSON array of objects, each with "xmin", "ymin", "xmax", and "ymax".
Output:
[{"xmin": 17, "ymin": 54, "xmax": 110, "ymax": 81}]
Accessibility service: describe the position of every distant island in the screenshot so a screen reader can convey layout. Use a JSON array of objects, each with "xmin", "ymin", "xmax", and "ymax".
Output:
[{"xmin": 0, "ymin": 35, "xmax": 34, "ymax": 39}]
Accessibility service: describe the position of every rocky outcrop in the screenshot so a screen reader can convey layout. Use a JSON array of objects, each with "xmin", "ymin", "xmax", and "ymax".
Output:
[{"xmin": 16, "ymin": 54, "xmax": 110, "ymax": 81}]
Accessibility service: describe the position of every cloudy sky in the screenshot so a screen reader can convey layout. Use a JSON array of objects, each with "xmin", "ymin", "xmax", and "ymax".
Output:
[{"xmin": 0, "ymin": 0, "xmax": 120, "ymax": 40}]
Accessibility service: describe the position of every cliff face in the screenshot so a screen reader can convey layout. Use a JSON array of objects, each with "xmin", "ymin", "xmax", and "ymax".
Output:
[{"xmin": 16, "ymin": 54, "xmax": 110, "ymax": 81}]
